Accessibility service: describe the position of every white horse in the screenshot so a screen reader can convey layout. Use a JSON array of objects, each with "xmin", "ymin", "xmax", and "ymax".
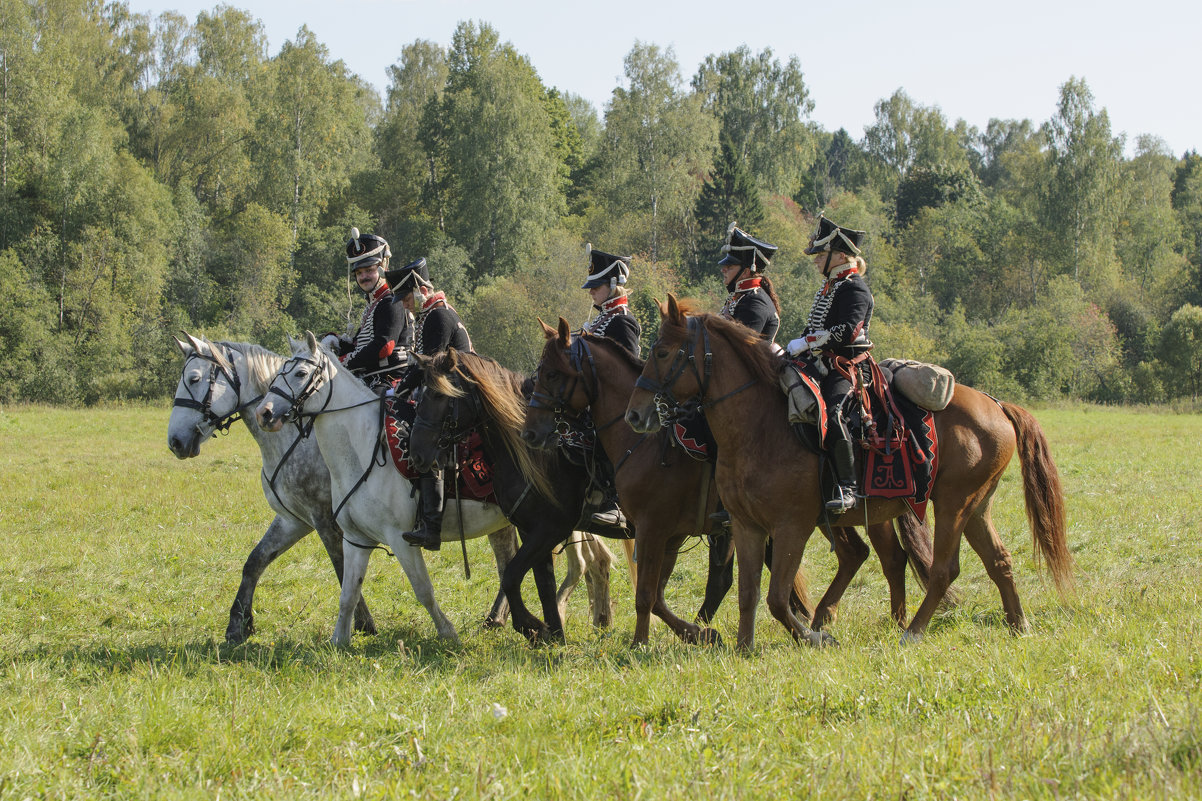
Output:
[
  {"xmin": 167, "ymin": 333, "xmax": 520, "ymax": 643},
  {"xmin": 254, "ymin": 332, "xmax": 557, "ymax": 645}
]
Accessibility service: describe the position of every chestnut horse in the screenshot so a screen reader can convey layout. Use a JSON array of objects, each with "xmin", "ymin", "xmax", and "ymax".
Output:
[
  {"xmin": 625, "ymin": 295, "xmax": 1072, "ymax": 649},
  {"xmin": 523, "ymin": 318, "xmax": 934, "ymax": 646}
]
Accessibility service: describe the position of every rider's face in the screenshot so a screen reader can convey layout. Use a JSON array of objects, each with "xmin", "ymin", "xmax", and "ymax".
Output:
[
  {"xmin": 353, "ymin": 265, "xmax": 381, "ymax": 291},
  {"xmin": 587, "ymin": 284, "xmax": 611, "ymax": 306}
]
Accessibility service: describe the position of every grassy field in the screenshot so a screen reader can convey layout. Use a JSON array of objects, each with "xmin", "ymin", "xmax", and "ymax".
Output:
[{"xmin": 1, "ymin": 403, "xmax": 1200, "ymax": 800}]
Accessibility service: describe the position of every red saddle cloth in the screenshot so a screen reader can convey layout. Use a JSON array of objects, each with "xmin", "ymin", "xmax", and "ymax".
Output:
[
  {"xmin": 383, "ymin": 397, "xmax": 497, "ymax": 504},
  {"xmin": 785, "ymin": 355, "xmax": 939, "ymax": 521}
]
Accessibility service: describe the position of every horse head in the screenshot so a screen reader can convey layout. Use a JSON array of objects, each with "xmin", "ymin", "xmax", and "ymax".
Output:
[
  {"xmin": 254, "ymin": 331, "xmax": 331, "ymax": 433},
  {"xmin": 625, "ymin": 294, "xmax": 705, "ymax": 433},
  {"xmin": 408, "ymin": 350, "xmax": 480, "ymax": 473},
  {"xmin": 168, "ymin": 331, "xmax": 247, "ymax": 458},
  {"xmin": 522, "ymin": 317, "xmax": 592, "ymax": 450}
]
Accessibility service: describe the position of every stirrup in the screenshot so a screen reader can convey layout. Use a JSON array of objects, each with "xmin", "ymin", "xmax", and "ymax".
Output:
[
  {"xmin": 824, "ymin": 485, "xmax": 858, "ymax": 512},
  {"xmin": 708, "ymin": 509, "xmax": 731, "ymax": 530},
  {"xmin": 590, "ymin": 508, "xmax": 627, "ymax": 528}
]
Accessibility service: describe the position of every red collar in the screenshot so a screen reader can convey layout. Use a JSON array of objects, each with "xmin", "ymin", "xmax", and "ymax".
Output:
[
  {"xmin": 734, "ymin": 277, "xmax": 762, "ymax": 293},
  {"xmin": 596, "ymin": 295, "xmax": 629, "ymax": 314},
  {"xmin": 369, "ymin": 283, "xmax": 390, "ymax": 302},
  {"xmin": 421, "ymin": 291, "xmax": 447, "ymax": 312},
  {"xmin": 821, "ymin": 265, "xmax": 857, "ymax": 294}
]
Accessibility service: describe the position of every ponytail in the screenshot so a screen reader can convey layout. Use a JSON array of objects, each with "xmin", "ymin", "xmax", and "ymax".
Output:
[{"xmin": 759, "ymin": 275, "xmax": 782, "ymax": 315}]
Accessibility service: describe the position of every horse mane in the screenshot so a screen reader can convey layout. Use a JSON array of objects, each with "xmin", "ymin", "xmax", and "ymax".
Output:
[
  {"xmin": 425, "ymin": 350, "xmax": 555, "ymax": 501},
  {"xmin": 579, "ymin": 332, "xmax": 645, "ymax": 372},
  {"xmin": 213, "ymin": 340, "xmax": 286, "ymax": 396},
  {"xmin": 661, "ymin": 310, "xmax": 781, "ymax": 388}
]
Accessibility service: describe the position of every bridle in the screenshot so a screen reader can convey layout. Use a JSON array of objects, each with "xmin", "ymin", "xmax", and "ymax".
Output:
[
  {"xmin": 527, "ymin": 336, "xmax": 634, "ymax": 436},
  {"xmin": 173, "ymin": 346, "xmax": 261, "ymax": 435},
  {"xmin": 265, "ymin": 349, "xmax": 336, "ymax": 432},
  {"xmin": 635, "ymin": 316, "xmax": 755, "ymax": 427},
  {"xmin": 410, "ymin": 372, "xmax": 485, "ymax": 459}
]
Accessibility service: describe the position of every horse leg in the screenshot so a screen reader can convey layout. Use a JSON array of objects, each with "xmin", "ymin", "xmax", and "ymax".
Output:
[
  {"xmin": 226, "ymin": 515, "xmax": 311, "ymax": 644},
  {"xmin": 531, "ymin": 549, "xmax": 566, "ymax": 644},
  {"xmin": 863, "ymin": 520, "xmax": 911, "ymax": 627},
  {"xmin": 810, "ymin": 525, "xmax": 870, "ymax": 631},
  {"xmin": 963, "ymin": 509, "xmax": 1030, "ymax": 633},
  {"xmin": 764, "ymin": 526, "xmax": 832, "ymax": 647},
  {"xmin": 555, "ymin": 535, "xmax": 588, "ymax": 625},
  {"xmin": 731, "ymin": 523, "xmax": 768, "ymax": 652},
  {"xmin": 767, "ymin": 537, "xmax": 815, "ymax": 624},
  {"xmin": 384, "ymin": 531, "xmax": 459, "ymax": 644},
  {"xmin": 903, "ymin": 510, "xmax": 965, "ymax": 643},
  {"xmin": 312, "ymin": 518, "xmax": 377, "ymax": 637},
  {"xmin": 695, "ymin": 530, "xmax": 734, "ymax": 624},
  {"xmin": 620, "ymin": 538, "xmax": 638, "ymax": 596},
  {"xmin": 651, "ymin": 543, "xmax": 718, "ymax": 646},
  {"xmin": 582, "ymin": 534, "xmax": 615, "ymax": 629},
  {"xmin": 483, "ymin": 527, "xmax": 518, "ymax": 628},
  {"xmin": 501, "ymin": 536, "xmax": 553, "ymax": 644},
  {"xmin": 331, "ymin": 538, "xmax": 371, "ymax": 648}
]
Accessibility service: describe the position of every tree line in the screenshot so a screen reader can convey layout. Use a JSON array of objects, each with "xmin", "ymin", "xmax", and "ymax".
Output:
[{"xmin": 2, "ymin": 1, "xmax": 1200, "ymax": 405}]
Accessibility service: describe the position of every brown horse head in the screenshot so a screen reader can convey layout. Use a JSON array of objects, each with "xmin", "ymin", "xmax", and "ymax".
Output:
[{"xmin": 522, "ymin": 316, "xmax": 594, "ymax": 450}]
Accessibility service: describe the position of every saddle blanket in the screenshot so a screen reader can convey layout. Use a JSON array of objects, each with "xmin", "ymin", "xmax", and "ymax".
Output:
[
  {"xmin": 780, "ymin": 356, "xmax": 939, "ymax": 521},
  {"xmin": 383, "ymin": 395, "xmax": 497, "ymax": 504}
]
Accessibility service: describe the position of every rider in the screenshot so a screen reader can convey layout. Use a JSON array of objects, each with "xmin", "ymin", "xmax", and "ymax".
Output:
[
  {"xmin": 709, "ymin": 224, "xmax": 782, "ymax": 529},
  {"xmin": 578, "ymin": 245, "xmax": 641, "ymax": 528},
  {"xmin": 386, "ymin": 257, "xmax": 473, "ymax": 551},
  {"xmin": 717, "ymin": 223, "xmax": 781, "ymax": 344},
  {"xmin": 786, "ymin": 214, "xmax": 872, "ymax": 513},
  {"xmin": 322, "ymin": 228, "xmax": 411, "ymax": 393}
]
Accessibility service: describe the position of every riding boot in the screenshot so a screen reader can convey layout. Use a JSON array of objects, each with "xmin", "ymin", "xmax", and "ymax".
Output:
[
  {"xmin": 826, "ymin": 438, "xmax": 859, "ymax": 512},
  {"xmin": 402, "ymin": 473, "xmax": 444, "ymax": 550},
  {"xmin": 708, "ymin": 500, "xmax": 731, "ymax": 531},
  {"xmin": 590, "ymin": 493, "xmax": 627, "ymax": 528}
]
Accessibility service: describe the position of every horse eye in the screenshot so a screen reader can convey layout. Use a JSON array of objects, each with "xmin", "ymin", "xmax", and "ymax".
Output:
[
  {"xmin": 545, "ymin": 369, "xmax": 559, "ymax": 381},
  {"xmin": 655, "ymin": 349, "xmax": 669, "ymax": 360},
  {"xmin": 188, "ymin": 373, "xmax": 201, "ymax": 384}
]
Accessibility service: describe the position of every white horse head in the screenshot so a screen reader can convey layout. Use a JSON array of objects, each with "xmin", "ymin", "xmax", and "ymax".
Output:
[
  {"xmin": 168, "ymin": 332, "xmax": 253, "ymax": 458},
  {"xmin": 254, "ymin": 331, "xmax": 343, "ymax": 433}
]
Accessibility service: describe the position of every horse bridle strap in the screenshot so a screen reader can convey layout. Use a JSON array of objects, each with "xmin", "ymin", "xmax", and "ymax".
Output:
[
  {"xmin": 174, "ymin": 348, "xmax": 261, "ymax": 434},
  {"xmin": 637, "ymin": 317, "xmax": 754, "ymax": 425}
]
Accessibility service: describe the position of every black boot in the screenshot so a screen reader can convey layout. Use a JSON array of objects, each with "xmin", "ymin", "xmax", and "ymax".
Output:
[
  {"xmin": 826, "ymin": 438, "xmax": 859, "ymax": 513},
  {"xmin": 590, "ymin": 493, "xmax": 627, "ymax": 528},
  {"xmin": 402, "ymin": 473, "xmax": 444, "ymax": 550}
]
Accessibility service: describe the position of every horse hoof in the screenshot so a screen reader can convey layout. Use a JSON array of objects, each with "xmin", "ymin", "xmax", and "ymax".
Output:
[
  {"xmin": 354, "ymin": 619, "xmax": 378, "ymax": 636},
  {"xmin": 900, "ymin": 629, "xmax": 923, "ymax": 645},
  {"xmin": 698, "ymin": 628, "xmax": 723, "ymax": 647},
  {"xmin": 224, "ymin": 629, "xmax": 248, "ymax": 646},
  {"xmin": 804, "ymin": 629, "xmax": 838, "ymax": 648},
  {"xmin": 482, "ymin": 616, "xmax": 506, "ymax": 630}
]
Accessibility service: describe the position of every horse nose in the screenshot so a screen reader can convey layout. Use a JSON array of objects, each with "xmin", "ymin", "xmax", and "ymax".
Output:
[
  {"xmin": 625, "ymin": 409, "xmax": 642, "ymax": 430},
  {"xmin": 520, "ymin": 428, "xmax": 536, "ymax": 445}
]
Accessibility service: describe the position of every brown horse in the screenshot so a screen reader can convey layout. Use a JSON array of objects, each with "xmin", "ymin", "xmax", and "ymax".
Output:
[
  {"xmin": 625, "ymin": 295, "xmax": 1072, "ymax": 649},
  {"xmin": 522, "ymin": 317, "xmax": 934, "ymax": 646}
]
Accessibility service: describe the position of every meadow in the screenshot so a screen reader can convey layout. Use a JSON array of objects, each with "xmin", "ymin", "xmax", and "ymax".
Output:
[{"xmin": 1, "ymin": 403, "xmax": 1199, "ymax": 800}]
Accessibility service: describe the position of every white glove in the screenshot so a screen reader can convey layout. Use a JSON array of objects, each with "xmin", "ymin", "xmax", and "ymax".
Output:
[
  {"xmin": 320, "ymin": 334, "xmax": 342, "ymax": 352},
  {"xmin": 786, "ymin": 337, "xmax": 807, "ymax": 356},
  {"xmin": 804, "ymin": 330, "xmax": 831, "ymax": 350}
]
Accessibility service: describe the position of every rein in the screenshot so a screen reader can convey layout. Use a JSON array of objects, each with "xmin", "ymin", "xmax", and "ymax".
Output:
[{"xmin": 637, "ymin": 316, "xmax": 756, "ymax": 426}]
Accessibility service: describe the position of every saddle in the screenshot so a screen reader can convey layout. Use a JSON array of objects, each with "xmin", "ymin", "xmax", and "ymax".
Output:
[
  {"xmin": 779, "ymin": 353, "xmax": 939, "ymax": 521},
  {"xmin": 383, "ymin": 394, "xmax": 497, "ymax": 504}
]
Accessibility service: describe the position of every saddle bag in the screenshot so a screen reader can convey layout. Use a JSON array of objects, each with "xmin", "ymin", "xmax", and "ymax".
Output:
[
  {"xmin": 877, "ymin": 358, "xmax": 955, "ymax": 411},
  {"xmin": 779, "ymin": 361, "xmax": 819, "ymax": 424}
]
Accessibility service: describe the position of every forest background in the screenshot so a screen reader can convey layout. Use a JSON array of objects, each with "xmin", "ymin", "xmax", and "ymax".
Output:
[{"xmin": 2, "ymin": 1, "xmax": 1201, "ymax": 406}]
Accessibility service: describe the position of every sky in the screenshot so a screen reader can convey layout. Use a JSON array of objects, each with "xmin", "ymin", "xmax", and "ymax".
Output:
[{"xmin": 126, "ymin": 0, "xmax": 1201, "ymax": 157}]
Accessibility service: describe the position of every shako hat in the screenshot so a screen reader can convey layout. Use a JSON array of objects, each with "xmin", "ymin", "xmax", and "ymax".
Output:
[
  {"xmin": 717, "ymin": 223, "xmax": 777, "ymax": 272},
  {"xmin": 385, "ymin": 257, "xmax": 431, "ymax": 296},
  {"xmin": 581, "ymin": 244, "xmax": 631, "ymax": 289},
  {"xmin": 804, "ymin": 215, "xmax": 865, "ymax": 256},
  {"xmin": 345, "ymin": 227, "xmax": 390, "ymax": 272}
]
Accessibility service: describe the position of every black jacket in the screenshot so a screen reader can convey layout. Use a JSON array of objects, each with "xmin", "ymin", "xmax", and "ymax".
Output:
[
  {"xmin": 582, "ymin": 298, "xmax": 641, "ymax": 358},
  {"xmin": 339, "ymin": 284, "xmax": 411, "ymax": 380},
  {"xmin": 804, "ymin": 270, "xmax": 873, "ymax": 357},
  {"xmin": 720, "ymin": 282, "xmax": 780, "ymax": 343}
]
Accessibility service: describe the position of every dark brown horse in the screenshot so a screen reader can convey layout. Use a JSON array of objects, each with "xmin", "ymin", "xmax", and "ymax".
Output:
[
  {"xmin": 523, "ymin": 318, "xmax": 934, "ymax": 646},
  {"xmin": 625, "ymin": 295, "xmax": 1072, "ymax": 649}
]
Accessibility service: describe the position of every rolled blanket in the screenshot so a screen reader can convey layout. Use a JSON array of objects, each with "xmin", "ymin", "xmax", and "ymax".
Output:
[{"xmin": 878, "ymin": 358, "xmax": 955, "ymax": 411}]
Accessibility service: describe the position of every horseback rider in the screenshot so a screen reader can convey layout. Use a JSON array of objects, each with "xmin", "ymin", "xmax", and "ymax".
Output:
[
  {"xmin": 786, "ymin": 214, "xmax": 872, "ymax": 513},
  {"xmin": 578, "ymin": 245, "xmax": 641, "ymax": 529},
  {"xmin": 322, "ymin": 228, "xmax": 412, "ymax": 393},
  {"xmin": 717, "ymin": 223, "xmax": 782, "ymax": 344},
  {"xmin": 386, "ymin": 257, "xmax": 473, "ymax": 551},
  {"xmin": 709, "ymin": 224, "xmax": 783, "ymax": 530}
]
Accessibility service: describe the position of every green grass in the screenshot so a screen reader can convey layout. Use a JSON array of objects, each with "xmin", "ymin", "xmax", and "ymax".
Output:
[{"xmin": 1, "ymin": 403, "xmax": 1200, "ymax": 799}]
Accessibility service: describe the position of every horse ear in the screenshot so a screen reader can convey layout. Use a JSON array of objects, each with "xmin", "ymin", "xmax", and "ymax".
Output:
[
  {"xmin": 666, "ymin": 293, "xmax": 682, "ymax": 323},
  {"xmin": 304, "ymin": 330, "xmax": 319, "ymax": 355},
  {"xmin": 537, "ymin": 317, "xmax": 557, "ymax": 339},
  {"xmin": 557, "ymin": 317, "xmax": 572, "ymax": 347},
  {"xmin": 175, "ymin": 333, "xmax": 193, "ymax": 356},
  {"xmin": 185, "ymin": 331, "xmax": 207, "ymax": 355},
  {"xmin": 286, "ymin": 334, "xmax": 305, "ymax": 356}
]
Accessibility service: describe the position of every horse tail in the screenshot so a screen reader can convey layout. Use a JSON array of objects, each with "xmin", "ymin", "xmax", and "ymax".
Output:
[
  {"xmin": 791, "ymin": 566, "xmax": 812, "ymax": 619},
  {"xmin": 896, "ymin": 511, "xmax": 933, "ymax": 590},
  {"xmin": 1000, "ymin": 402, "xmax": 1074, "ymax": 597}
]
